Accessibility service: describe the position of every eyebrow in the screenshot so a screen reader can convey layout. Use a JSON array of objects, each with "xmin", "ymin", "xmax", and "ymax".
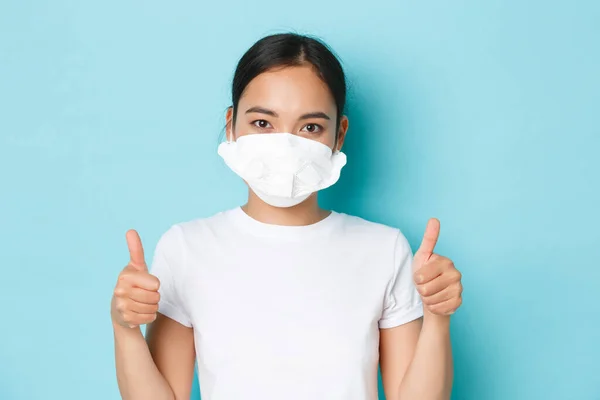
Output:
[
  {"xmin": 299, "ymin": 112, "xmax": 331, "ymax": 121},
  {"xmin": 245, "ymin": 106, "xmax": 331, "ymax": 121},
  {"xmin": 245, "ymin": 106, "xmax": 278, "ymax": 117}
]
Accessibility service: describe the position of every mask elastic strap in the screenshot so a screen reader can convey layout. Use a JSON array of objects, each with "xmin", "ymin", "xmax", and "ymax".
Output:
[{"xmin": 333, "ymin": 141, "xmax": 340, "ymax": 154}]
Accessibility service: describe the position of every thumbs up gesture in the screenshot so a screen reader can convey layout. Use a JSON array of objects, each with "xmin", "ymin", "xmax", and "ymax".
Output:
[
  {"xmin": 111, "ymin": 230, "xmax": 161, "ymax": 329},
  {"xmin": 413, "ymin": 219, "xmax": 463, "ymax": 317}
]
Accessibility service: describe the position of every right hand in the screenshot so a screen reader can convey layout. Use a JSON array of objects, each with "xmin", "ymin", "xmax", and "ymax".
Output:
[{"xmin": 111, "ymin": 229, "xmax": 161, "ymax": 329}]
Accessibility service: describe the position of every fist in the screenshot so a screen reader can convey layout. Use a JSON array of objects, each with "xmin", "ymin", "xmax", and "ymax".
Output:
[
  {"xmin": 413, "ymin": 219, "xmax": 463, "ymax": 317},
  {"xmin": 111, "ymin": 230, "xmax": 161, "ymax": 329}
]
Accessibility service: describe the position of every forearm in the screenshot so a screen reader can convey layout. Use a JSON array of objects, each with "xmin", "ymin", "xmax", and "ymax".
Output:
[
  {"xmin": 398, "ymin": 314, "xmax": 453, "ymax": 400},
  {"xmin": 114, "ymin": 323, "xmax": 175, "ymax": 400}
]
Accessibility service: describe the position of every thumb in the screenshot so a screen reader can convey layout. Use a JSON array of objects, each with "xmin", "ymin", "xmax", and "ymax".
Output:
[
  {"xmin": 414, "ymin": 218, "xmax": 440, "ymax": 269},
  {"xmin": 126, "ymin": 229, "xmax": 147, "ymax": 270}
]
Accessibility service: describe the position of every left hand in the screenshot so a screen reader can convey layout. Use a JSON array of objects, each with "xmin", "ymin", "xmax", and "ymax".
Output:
[{"xmin": 413, "ymin": 219, "xmax": 463, "ymax": 317}]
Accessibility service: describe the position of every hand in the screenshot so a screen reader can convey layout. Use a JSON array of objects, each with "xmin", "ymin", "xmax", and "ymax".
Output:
[
  {"xmin": 413, "ymin": 219, "xmax": 463, "ymax": 317},
  {"xmin": 111, "ymin": 230, "xmax": 161, "ymax": 329}
]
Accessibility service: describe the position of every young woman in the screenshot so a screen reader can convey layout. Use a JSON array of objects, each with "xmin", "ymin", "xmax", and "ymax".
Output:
[{"xmin": 111, "ymin": 33, "xmax": 463, "ymax": 400}]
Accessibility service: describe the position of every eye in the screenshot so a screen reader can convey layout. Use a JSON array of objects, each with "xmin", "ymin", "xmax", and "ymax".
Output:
[
  {"xmin": 301, "ymin": 123, "xmax": 323, "ymax": 134},
  {"xmin": 251, "ymin": 119, "xmax": 272, "ymax": 129}
]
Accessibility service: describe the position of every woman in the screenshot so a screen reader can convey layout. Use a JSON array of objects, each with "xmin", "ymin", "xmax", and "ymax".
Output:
[{"xmin": 111, "ymin": 33, "xmax": 463, "ymax": 400}]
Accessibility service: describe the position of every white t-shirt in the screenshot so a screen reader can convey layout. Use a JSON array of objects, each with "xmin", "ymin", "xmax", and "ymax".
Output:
[{"xmin": 150, "ymin": 207, "xmax": 423, "ymax": 400}]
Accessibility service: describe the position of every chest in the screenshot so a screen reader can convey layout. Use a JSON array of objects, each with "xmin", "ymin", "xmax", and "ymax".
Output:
[{"xmin": 181, "ymin": 242, "xmax": 390, "ymax": 368}]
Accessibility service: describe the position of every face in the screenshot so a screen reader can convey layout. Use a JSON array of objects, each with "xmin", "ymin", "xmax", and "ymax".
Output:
[{"xmin": 226, "ymin": 65, "xmax": 349, "ymax": 151}]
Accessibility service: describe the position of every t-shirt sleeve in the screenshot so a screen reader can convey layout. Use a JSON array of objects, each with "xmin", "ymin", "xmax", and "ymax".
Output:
[
  {"xmin": 149, "ymin": 225, "xmax": 192, "ymax": 328},
  {"xmin": 378, "ymin": 230, "xmax": 424, "ymax": 329}
]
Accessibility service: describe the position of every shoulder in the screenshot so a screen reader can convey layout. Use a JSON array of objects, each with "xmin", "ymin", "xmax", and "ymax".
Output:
[
  {"xmin": 158, "ymin": 208, "xmax": 237, "ymax": 248},
  {"xmin": 334, "ymin": 212, "xmax": 404, "ymax": 241},
  {"xmin": 333, "ymin": 212, "xmax": 412, "ymax": 255}
]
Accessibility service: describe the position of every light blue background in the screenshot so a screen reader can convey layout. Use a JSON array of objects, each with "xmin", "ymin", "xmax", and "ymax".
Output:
[{"xmin": 1, "ymin": 1, "xmax": 599, "ymax": 399}]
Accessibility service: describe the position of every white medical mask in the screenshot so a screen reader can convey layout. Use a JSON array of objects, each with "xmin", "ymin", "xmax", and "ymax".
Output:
[{"xmin": 218, "ymin": 132, "xmax": 347, "ymax": 208}]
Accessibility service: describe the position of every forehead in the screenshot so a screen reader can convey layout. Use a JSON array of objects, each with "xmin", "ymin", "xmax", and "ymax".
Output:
[{"xmin": 238, "ymin": 65, "xmax": 336, "ymax": 113}]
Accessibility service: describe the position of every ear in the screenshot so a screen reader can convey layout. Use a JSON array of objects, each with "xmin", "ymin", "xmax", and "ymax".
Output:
[
  {"xmin": 225, "ymin": 107, "xmax": 234, "ymax": 141},
  {"xmin": 335, "ymin": 115, "xmax": 349, "ymax": 151}
]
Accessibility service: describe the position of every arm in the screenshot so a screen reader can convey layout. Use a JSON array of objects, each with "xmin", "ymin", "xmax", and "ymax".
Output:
[
  {"xmin": 147, "ymin": 314, "xmax": 196, "ymax": 399},
  {"xmin": 114, "ymin": 315, "xmax": 195, "ymax": 400},
  {"xmin": 380, "ymin": 314, "xmax": 453, "ymax": 400},
  {"xmin": 380, "ymin": 219, "xmax": 462, "ymax": 400},
  {"xmin": 112, "ymin": 229, "xmax": 196, "ymax": 400}
]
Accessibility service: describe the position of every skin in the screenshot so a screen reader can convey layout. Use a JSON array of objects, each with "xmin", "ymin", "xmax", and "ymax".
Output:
[{"xmin": 111, "ymin": 64, "xmax": 463, "ymax": 400}]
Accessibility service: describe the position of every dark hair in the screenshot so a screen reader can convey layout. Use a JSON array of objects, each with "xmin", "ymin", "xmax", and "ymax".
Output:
[{"xmin": 231, "ymin": 33, "xmax": 347, "ymax": 135}]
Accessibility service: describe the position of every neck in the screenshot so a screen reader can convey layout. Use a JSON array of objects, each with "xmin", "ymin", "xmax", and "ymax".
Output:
[{"xmin": 243, "ymin": 190, "xmax": 330, "ymax": 226}]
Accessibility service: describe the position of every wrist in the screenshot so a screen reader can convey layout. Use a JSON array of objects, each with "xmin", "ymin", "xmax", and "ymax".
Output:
[
  {"xmin": 112, "ymin": 319, "xmax": 142, "ymax": 338},
  {"xmin": 423, "ymin": 309, "xmax": 451, "ymax": 330}
]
